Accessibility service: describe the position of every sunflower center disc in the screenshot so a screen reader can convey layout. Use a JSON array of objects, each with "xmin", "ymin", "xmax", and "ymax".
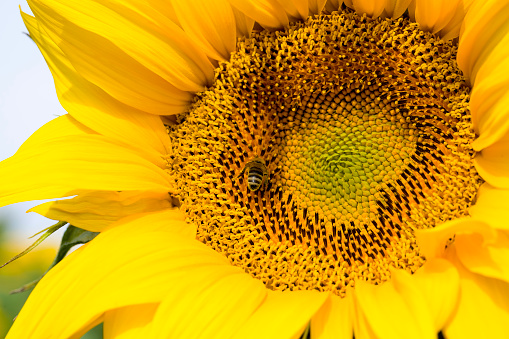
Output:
[{"xmin": 168, "ymin": 11, "xmax": 483, "ymax": 296}]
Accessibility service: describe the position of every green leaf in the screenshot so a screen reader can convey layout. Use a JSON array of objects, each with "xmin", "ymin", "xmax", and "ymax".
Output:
[
  {"xmin": 10, "ymin": 225, "xmax": 99, "ymax": 294},
  {"xmin": 1, "ymin": 221, "xmax": 67, "ymax": 269},
  {"xmin": 23, "ymin": 32, "xmax": 33, "ymax": 41},
  {"xmin": 49, "ymin": 225, "xmax": 99, "ymax": 267}
]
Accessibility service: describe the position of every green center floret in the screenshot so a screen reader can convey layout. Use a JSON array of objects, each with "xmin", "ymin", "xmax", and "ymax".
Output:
[{"xmin": 280, "ymin": 101, "xmax": 417, "ymax": 225}]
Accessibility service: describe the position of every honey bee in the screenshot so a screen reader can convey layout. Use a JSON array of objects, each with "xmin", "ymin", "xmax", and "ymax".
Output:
[{"xmin": 239, "ymin": 157, "xmax": 268, "ymax": 192}]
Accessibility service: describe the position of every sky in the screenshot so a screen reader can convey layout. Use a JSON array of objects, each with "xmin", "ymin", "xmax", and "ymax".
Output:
[{"xmin": 0, "ymin": 0, "xmax": 67, "ymax": 247}]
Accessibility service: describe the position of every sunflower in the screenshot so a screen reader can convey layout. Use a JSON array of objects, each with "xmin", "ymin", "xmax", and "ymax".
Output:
[{"xmin": 2, "ymin": 0, "xmax": 509, "ymax": 337}]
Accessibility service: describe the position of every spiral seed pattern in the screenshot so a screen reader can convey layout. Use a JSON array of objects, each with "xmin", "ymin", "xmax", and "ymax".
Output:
[{"xmin": 167, "ymin": 11, "xmax": 483, "ymax": 296}]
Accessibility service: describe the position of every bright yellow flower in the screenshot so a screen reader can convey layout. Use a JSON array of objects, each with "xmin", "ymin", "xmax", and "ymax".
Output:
[{"xmin": 2, "ymin": 0, "xmax": 509, "ymax": 338}]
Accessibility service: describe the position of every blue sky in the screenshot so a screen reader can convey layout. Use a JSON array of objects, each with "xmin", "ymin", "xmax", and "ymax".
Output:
[{"xmin": 0, "ymin": 0, "xmax": 67, "ymax": 246}]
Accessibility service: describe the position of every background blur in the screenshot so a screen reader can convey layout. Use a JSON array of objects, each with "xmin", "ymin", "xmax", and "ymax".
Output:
[{"xmin": 0, "ymin": 0, "xmax": 101, "ymax": 337}]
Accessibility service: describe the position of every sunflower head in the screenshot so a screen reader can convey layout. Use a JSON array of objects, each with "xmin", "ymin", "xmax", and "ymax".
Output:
[
  {"xmin": 2, "ymin": 0, "xmax": 509, "ymax": 338},
  {"xmin": 168, "ymin": 10, "xmax": 483, "ymax": 296}
]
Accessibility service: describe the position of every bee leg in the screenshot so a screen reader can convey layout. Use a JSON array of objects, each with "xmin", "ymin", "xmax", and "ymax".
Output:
[
  {"xmin": 261, "ymin": 173, "xmax": 268, "ymax": 190},
  {"xmin": 235, "ymin": 164, "xmax": 248, "ymax": 180}
]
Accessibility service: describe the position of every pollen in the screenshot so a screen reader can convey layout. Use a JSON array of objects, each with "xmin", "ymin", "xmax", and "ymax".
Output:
[{"xmin": 167, "ymin": 11, "xmax": 483, "ymax": 296}]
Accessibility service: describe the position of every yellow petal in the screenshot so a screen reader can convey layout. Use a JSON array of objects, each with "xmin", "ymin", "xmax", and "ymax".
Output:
[
  {"xmin": 413, "ymin": 0, "xmax": 460, "ymax": 34},
  {"xmin": 232, "ymin": 6, "xmax": 255, "ymax": 37},
  {"xmin": 416, "ymin": 218, "xmax": 496, "ymax": 260},
  {"xmin": 30, "ymin": 0, "xmax": 214, "ymax": 92},
  {"xmin": 470, "ymin": 51, "xmax": 509, "ymax": 151},
  {"xmin": 411, "ymin": 259, "xmax": 460, "ymax": 331},
  {"xmin": 142, "ymin": 0, "xmax": 181, "ymax": 29},
  {"xmin": 25, "ymin": 6, "xmax": 206, "ymax": 115},
  {"xmin": 469, "ymin": 184, "xmax": 509, "ymax": 230},
  {"xmin": 5, "ymin": 213, "xmax": 238, "ymax": 338},
  {"xmin": 0, "ymin": 132, "xmax": 171, "ymax": 208},
  {"xmin": 354, "ymin": 272, "xmax": 436, "ymax": 339},
  {"xmin": 228, "ymin": 0, "xmax": 290, "ymax": 29},
  {"xmin": 29, "ymin": 191, "xmax": 174, "ymax": 232},
  {"xmin": 443, "ymin": 250, "xmax": 509, "ymax": 339},
  {"xmin": 14, "ymin": 114, "xmax": 95, "ymax": 152},
  {"xmin": 324, "ymin": 0, "xmax": 342, "ymax": 13},
  {"xmin": 351, "ymin": 307, "xmax": 378, "ymax": 339},
  {"xmin": 418, "ymin": 220, "xmax": 509, "ymax": 294},
  {"xmin": 352, "ymin": 0, "xmax": 386, "ymax": 18},
  {"xmin": 232, "ymin": 290, "xmax": 328, "ymax": 339},
  {"xmin": 436, "ymin": 0, "xmax": 475, "ymax": 41},
  {"xmin": 102, "ymin": 208, "xmax": 197, "ymax": 238},
  {"xmin": 407, "ymin": 0, "xmax": 416, "ymax": 21},
  {"xmin": 148, "ymin": 273, "xmax": 267, "ymax": 339},
  {"xmin": 69, "ymin": 315, "xmax": 105, "ymax": 339},
  {"xmin": 103, "ymin": 304, "xmax": 159, "ymax": 339},
  {"xmin": 468, "ymin": 19, "xmax": 509, "ymax": 92},
  {"xmin": 172, "ymin": 0, "xmax": 237, "ymax": 62},
  {"xmin": 23, "ymin": 10, "xmax": 192, "ymax": 116},
  {"xmin": 383, "ymin": 0, "xmax": 413, "ymax": 19},
  {"xmin": 312, "ymin": 294, "xmax": 353, "ymax": 339},
  {"xmin": 474, "ymin": 133, "xmax": 509, "ymax": 189},
  {"xmin": 308, "ymin": 0, "xmax": 328, "ymax": 15},
  {"xmin": 457, "ymin": 0, "xmax": 509, "ymax": 85},
  {"xmin": 276, "ymin": 0, "xmax": 309, "ymax": 19},
  {"xmin": 24, "ymin": 12, "xmax": 173, "ymax": 157},
  {"xmin": 456, "ymin": 229, "xmax": 509, "ymax": 283}
]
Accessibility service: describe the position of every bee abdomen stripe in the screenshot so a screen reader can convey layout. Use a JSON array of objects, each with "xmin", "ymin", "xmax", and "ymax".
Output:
[
  {"xmin": 249, "ymin": 167, "xmax": 265, "ymax": 177},
  {"xmin": 248, "ymin": 167, "xmax": 265, "ymax": 190}
]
